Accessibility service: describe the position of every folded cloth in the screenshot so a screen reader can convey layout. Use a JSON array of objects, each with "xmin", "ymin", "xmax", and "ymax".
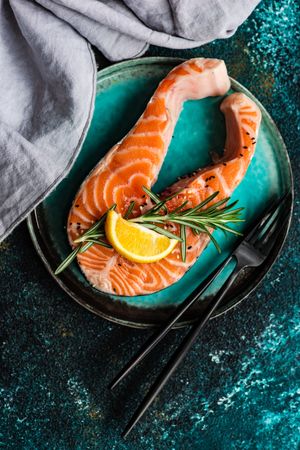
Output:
[{"xmin": 0, "ymin": 0, "xmax": 260, "ymax": 241}]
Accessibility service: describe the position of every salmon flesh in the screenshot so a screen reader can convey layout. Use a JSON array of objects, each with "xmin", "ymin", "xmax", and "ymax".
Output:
[{"xmin": 67, "ymin": 58, "xmax": 261, "ymax": 296}]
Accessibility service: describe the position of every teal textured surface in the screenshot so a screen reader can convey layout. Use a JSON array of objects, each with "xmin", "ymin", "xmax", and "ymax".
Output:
[{"xmin": 0, "ymin": 0, "xmax": 299, "ymax": 448}]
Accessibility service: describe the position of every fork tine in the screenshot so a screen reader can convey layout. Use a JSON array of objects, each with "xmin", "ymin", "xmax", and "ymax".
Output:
[
  {"xmin": 249, "ymin": 202, "xmax": 283, "ymax": 245},
  {"xmin": 253, "ymin": 193, "xmax": 292, "ymax": 254},
  {"xmin": 245, "ymin": 192, "xmax": 290, "ymax": 244}
]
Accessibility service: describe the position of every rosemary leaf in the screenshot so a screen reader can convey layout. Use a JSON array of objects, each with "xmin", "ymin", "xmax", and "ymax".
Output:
[
  {"xmin": 160, "ymin": 188, "xmax": 185, "ymax": 202},
  {"xmin": 181, "ymin": 198, "xmax": 222, "ymax": 217},
  {"xmin": 142, "ymin": 199, "xmax": 167, "ymax": 216},
  {"xmin": 166, "ymin": 218, "xmax": 206, "ymax": 231},
  {"xmin": 141, "ymin": 223, "xmax": 182, "ymax": 241},
  {"xmin": 54, "ymin": 246, "xmax": 81, "ymax": 275},
  {"xmin": 79, "ymin": 241, "xmax": 94, "ymax": 253},
  {"xmin": 180, "ymin": 224, "xmax": 186, "ymax": 262},
  {"xmin": 142, "ymin": 186, "xmax": 185, "ymax": 211},
  {"xmin": 142, "ymin": 186, "xmax": 168, "ymax": 214},
  {"xmin": 124, "ymin": 201, "xmax": 136, "ymax": 219},
  {"xmin": 212, "ymin": 223, "xmax": 243, "ymax": 235},
  {"xmin": 142, "ymin": 186, "xmax": 161, "ymax": 204},
  {"xmin": 204, "ymin": 227, "xmax": 221, "ymax": 253},
  {"xmin": 172, "ymin": 200, "xmax": 189, "ymax": 213},
  {"xmin": 74, "ymin": 231, "xmax": 105, "ymax": 243},
  {"xmin": 83, "ymin": 238, "xmax": 112, "ymax": 248},
  {"xmin": 190, "ymin": 191, "xmax": 219, "ymax": 210}
]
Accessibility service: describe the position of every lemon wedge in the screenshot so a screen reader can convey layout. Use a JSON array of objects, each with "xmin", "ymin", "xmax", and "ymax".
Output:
[{"xmin": 105, "ymin": 210, "xmax": 178, "ymax": 263}]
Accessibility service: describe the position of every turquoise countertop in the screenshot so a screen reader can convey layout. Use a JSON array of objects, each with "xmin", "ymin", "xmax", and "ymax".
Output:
[{"xmin": 1, "ymin": 0, "xmax": 299, "ymax": 448}]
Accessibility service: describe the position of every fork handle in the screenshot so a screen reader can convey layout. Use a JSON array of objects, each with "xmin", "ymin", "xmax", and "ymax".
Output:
[{"xmin": 122, "ymin": 263, "xmax": 242, "ymax": 438}]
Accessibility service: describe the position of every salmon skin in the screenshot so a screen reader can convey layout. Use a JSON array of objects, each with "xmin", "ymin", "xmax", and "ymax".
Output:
[{"xmin": 67, "ymin": 58, "xmax": 261, "ymax": 296}]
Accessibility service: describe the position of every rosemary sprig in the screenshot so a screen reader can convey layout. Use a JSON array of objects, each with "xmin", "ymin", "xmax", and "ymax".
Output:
[
  {"xmin": 55, "ymin": 186, "xmax": 244, "ymax": 275},
  {"xmin": 129, "ymin": 187, "xmax": 244, "ymax": 254}
]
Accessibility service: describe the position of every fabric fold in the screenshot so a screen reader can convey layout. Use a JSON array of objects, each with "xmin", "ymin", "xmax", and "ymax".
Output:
[{"xmin": 0, "ymin": 0, "xmax": 260, "ymax": 240}]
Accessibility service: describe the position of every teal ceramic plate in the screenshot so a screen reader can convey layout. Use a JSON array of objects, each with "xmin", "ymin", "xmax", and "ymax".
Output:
[{"xmin": 27, "ymin": 57, "xmax": 293, "ymax": 328}]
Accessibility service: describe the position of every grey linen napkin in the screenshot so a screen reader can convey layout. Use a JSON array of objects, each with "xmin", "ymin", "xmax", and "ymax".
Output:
[{"xmin": 0, "ymin": 0, "xmax": 260, "ymax": 241}]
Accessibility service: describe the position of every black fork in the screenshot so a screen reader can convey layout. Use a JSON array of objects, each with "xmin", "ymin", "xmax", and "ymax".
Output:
[{"xmin": 118, "ymin": 192, "xmax": 292, "ymax": 437}]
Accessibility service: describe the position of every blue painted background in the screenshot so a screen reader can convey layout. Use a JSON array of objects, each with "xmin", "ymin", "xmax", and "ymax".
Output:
[{"xmin": 0, "ymin": 0, "xmax": 299, "ymax": 448}]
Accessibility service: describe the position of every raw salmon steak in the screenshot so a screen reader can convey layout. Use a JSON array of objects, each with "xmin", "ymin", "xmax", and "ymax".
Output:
[{"xmin": 67, "ymin": 58, "xmax": 261, "ymax": 296}]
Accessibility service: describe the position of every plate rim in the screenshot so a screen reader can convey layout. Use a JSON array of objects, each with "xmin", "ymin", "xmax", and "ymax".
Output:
[{"xmin": 27, "ymin": 56, "xmax": 294, "ymax": 329}]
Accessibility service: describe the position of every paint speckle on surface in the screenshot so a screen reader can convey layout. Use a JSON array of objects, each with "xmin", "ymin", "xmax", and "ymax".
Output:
[
  {"xmin": 67, "ymin": 377, "xmax": 91, "ymax": 412},
  {"xmin": 0, "ymin": 241, "xmax": 10, "ymax": 251},
  {"xmin": 1, "ymin": 0, "xmax": 299, "ymax": 448}
]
